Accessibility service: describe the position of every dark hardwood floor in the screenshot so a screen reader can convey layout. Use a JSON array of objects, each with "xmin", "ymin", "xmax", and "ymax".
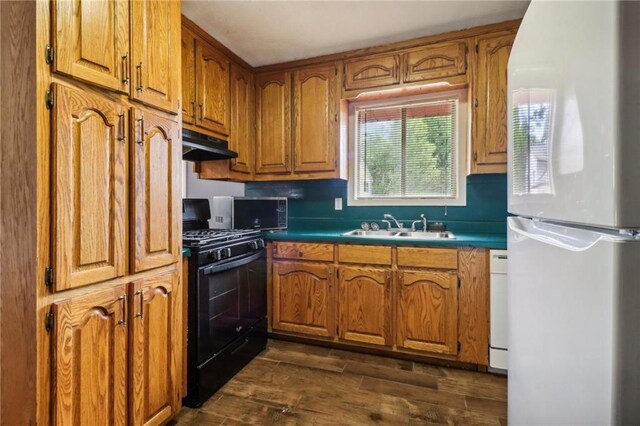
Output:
[{"xmin": 171, "ymin": 339, "xmax": 507, "ymax": 425}]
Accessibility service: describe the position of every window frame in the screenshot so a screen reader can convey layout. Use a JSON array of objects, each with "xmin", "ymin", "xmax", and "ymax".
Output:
[{"xmin": 347, "ymin": 89, "xmax": 468, "ymax": 207}]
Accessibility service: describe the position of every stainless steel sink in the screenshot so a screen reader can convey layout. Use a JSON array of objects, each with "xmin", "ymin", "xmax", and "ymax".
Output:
[
  {"xmin": 341, "ymin": 230, "xmax": 399, "ymax": 237},
  {"xmin": 341, "ymin": 229, "xmax": 455, "ymax": 240},
  {"xmin": 395, "ymin": 231, "xmax": 456, "ymax": 239}
]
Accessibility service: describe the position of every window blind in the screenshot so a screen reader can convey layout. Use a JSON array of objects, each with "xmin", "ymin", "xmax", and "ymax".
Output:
[
  {"xmin": 355, "ymin": 99, "xmax": 458, "ymax": 200},
  {"xmin": 511, "ymin": 89, "xmax": 553, "ymax": 195}
]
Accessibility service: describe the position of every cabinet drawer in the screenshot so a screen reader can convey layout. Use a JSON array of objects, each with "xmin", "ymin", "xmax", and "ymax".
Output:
[
  {"xmin": 273, "ymin": 242, "xmax": 334, "ymax": 261},
  {"xmin": 337, "ymin": 245, "xmax": 392, "ymax": 266},
  {"xmin": 343, "ymin": 54, "xmax": 400, "ymax": 91},
  {"xmin": 397, "ymin": 247, "xmax": 457, "ymax": 269},
  {"xmin": 403, "ymin": 42, "xmax": 467, "ymax": 83}
]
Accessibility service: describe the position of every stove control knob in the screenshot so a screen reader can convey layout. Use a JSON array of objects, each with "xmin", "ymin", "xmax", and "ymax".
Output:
[
  {"xmin": 257, "ymin": 239, "xmax": 265, "ymax": 248},
  {"xmin": 210, "ymin": 250, "xmax": 222, "ymax": 261},
  {"xmin": 223, "ymin": 248, "xmax": 232, "ymax": 258},
  {"xmin": 248, "ymin": 240, "xmax": 258, "ymax": 250}
]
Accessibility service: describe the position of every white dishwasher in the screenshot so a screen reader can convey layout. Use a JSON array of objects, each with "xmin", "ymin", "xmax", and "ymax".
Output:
[{"xmin": 489, "ymin": 249, "xmax": 508, "ymax": 372}]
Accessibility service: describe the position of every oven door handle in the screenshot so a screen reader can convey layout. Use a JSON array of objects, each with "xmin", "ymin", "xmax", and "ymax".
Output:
[{"xmin": 202, "ymin": 250, "xmax": 265, "ymax": 275}]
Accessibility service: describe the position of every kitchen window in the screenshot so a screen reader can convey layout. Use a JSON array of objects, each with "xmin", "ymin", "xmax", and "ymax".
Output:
[{"xmin": 348, "ymin": 90, "xmax": 468, "ymax": 206}]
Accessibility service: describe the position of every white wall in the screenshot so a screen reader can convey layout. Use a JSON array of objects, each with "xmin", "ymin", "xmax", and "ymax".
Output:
[{"xmin": 183, "ymin": 161, "xmax": 245, "ymax": 226}]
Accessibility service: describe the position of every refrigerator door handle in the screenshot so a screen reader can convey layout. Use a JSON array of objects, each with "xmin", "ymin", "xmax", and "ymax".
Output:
[{"xmin": 508, "ymin": 218, "xmax": 601, "ymax": 252}]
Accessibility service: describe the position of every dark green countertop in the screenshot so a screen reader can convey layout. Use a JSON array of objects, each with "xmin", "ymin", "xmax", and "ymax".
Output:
[
  {"xmin": 182, "ymin": 247, "xmax": 191, "ymax": 257},
  {"xmin": 264, "ymin": 229, "xmax": 506, "ymax": 249}
]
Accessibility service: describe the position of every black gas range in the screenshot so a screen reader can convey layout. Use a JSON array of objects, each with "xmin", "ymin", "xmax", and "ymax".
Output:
[
  {"xmin": 183, "ymin": 199, "xmax": 267, "ymax": 408},
  {"xmin": 183, "ymin": 228, "xmax": 265, "ymax": 265}
]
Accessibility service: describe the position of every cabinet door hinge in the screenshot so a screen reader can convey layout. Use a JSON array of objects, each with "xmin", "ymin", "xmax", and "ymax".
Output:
[
  {"xmin": 45, "ymin": 309, "xmax": 54, "ymax": 333},
  {"xmin": 334, "ymin": 159, "xmax": 338, "ymax": 168},
  {"xmin": 473, "ymin": 152, "xmax": 478, "ymax": 162},
  {"xmin": 458, "ymin": 341, "xmax": 461, "ymax": 352},
  {"xmin": 475, "ymin": 44, "xmax": 479, "ymax": 53},
  {"xmin": 45, "ymin": 88, "xmax": 54, "ymax": 109},
  {"xmin": 45, "ymin": 44, "xmax": 54, "ymax": 65},
  {"xmin": 44, "ymin": 266, "xmax": 54, "ymax": 288}
]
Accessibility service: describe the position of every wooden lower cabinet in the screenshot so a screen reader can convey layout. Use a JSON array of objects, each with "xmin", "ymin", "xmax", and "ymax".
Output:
[
  {"xmin": 268, "ymin": 242, "xmax": 489, "ymax": 366},
  {"xmin": 129, "ymin": 270, "xmax": 181, "ymax": 426},
  {"xmin": 337, "ymin": 266, "xmax": 391, "ymax": 346},
  {"xmin": 50, "ymin": 285, "xmax": 128, "ymax": 426},
  {"xmin": 49, "ymin": 269, "xmax": 181, "ymax": 426},
  {"xmin": 396, "ymin": 269, "xmax": 458, "ymax": 355},
  {"xmin": 272, "ymin": 261, "xmax": 334, "ymax": 337}
]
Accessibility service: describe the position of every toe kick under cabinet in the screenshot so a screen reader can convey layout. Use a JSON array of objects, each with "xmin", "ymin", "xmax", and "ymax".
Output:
[{"xmin": 268, "ymin": 242, "xmax": 490, "ymax": 366}]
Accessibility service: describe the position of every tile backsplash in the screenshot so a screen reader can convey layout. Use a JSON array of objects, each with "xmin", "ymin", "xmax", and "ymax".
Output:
[{"xmin": 245, "ymin": 174, "xmax": 507, "ymax": 234}]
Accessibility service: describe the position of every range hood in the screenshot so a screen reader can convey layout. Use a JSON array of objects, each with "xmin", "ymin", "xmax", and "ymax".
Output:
[{"xmin": 182, "ymin": 128, "xmax": 238, "ymax": 161}]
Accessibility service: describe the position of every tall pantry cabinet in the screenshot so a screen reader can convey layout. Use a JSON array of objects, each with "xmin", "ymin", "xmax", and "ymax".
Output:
[{"xmin": 38, "ymin": 0, "xmax": 183, "ymax": 424}]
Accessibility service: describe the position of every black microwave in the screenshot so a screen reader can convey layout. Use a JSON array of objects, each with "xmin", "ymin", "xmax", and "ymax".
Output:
[{"xmin": 232, "ymin": 197, "xmax": 287, "ymax": 230}]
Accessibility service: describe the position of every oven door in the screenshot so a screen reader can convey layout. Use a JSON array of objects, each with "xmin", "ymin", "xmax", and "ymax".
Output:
[{"xmin": 196, "ymin": 249, "xmax": 266, "ymax": 364}]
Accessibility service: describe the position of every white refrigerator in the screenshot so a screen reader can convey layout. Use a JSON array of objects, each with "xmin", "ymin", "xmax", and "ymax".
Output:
[{"xmin": 507, "ymin": 1, "xmax": 640, "ymax": 425}]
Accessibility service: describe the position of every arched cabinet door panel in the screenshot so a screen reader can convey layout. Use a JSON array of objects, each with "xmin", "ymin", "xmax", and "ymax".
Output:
[
  {"xmin": 337, "ymin": 266, "xmax": 391, "ymax": 346},
  {"xmin": 292, "ymin": 63, "xmax": 339, "ymax": 173},
  {"xmin": 272, "ymin": 261, "xmax": 334, "ymax": 337},
  {"xmin": 195, "ymin": 40, "xmax": 230, "ymax": 135},
  {"xmin": 50, "ymin": 284, "xmax": 128, "ymax": 426},
  {"xmin": 229, "ymin": 64, "xmax": 254, "ymax": 174},
  {"xmin": 472, "ymin": 32, "xmax": 515, "ymax": 172},
  {"xmin": 131, "ymin": 108, "xmax": 180, "ymax": 273},
  {"xmin": 129, "ymin": 270, "xmax": 180, "ymax": 426},
  {"xmin": 396, "ymin": 269, "xmax": 459, "ymax": 355},
  {"xmin": 181, "ymin": 28, "xmax": 197, "ymax": 125},
  {"xmin": 51, "ymin": 84, "xmax": 127, "ymax": 291},
  {"xmin": 255, "ymin": 71, "xmax": 292, "ymax": 174}
]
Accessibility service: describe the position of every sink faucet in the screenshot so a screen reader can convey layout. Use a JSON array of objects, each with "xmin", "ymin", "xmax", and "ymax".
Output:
[
  {"xmin": 421, "ymin": 214, "xmax": 428, "ymax": 232},
  {"xmin": 383, "ymin": 214, "xmax": 403, "ymax": 230}
]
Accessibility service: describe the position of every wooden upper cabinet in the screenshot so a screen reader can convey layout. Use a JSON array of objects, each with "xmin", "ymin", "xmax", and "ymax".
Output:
[
  {"xmin": 131, "ymin": 109, "xmax": 180, "ymax": 273},
  {"xmin": 181, "ymin": 28, "xmax": 197, "ymax": 125},
  {"xmin": 272, "ymin": 261, "xmax": 333, "ymax": 337},
  {"xmin": 403, "ymin": 42, "xmax": 467, "ymax": 83},
  {"xmin": 338, "ymin": 266, "xmax": 391, "ymax": 346},
  {"xmin": 53, "ymin": 0, "xmax": 130, "ymax": 93},
  {"xmin": 50, "ymin": 284, "xmax": 128, "ymax": 426},
  {"xmin": 396, "ymin": 270, "xmax": 458, "ymax": 355},
  {"xmin": 255, "ymin": 71, "xmax": 292, "ymax": 174},
  {"xmin": 131, "ymin": 0, "xmax": 180, "ymax": 114},
  {"xmin": 343, "ymin": 54, "xmax": 400, "ymax": 91},
  {"xmin": 229, "ymin": 64, "xmax": 254, "ymax": 174},
  {"xmin": 130, "ymin": 270, "xmax": 180, "ymax": 426},
  {"xmin": 195, "ymin": 40, "xmax": 231, "ymax": 135},
  {"xmin": 292, "ymin": 63, "xmax": 339, "ymax": 173},
  {"xmin": 472, "ymin": 32, "xmax": 515, "ymax": 173},
  {"xmin": 51, "ymin": 84, "xmax": 127, "ymax": 291}
]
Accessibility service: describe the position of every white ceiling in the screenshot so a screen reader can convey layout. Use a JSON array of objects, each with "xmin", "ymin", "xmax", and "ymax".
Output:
[{"xmin": 182, "ymin": 0, "xmax": 530, "ymax": 67}]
